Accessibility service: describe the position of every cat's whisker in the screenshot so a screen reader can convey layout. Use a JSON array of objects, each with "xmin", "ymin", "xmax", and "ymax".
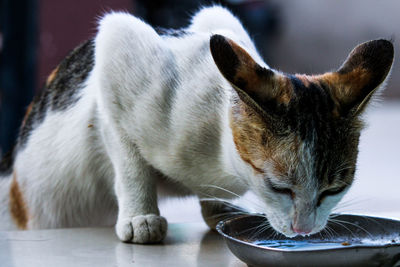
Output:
[
  {"xmin": 328, "ymin": 218, "xmax": 373, "ymax": 239},
  {"xmin": 237, "ymin": 219, "xmax": 271, "ymax": 237},
  {"xmin": 263, "ymin": 229, "xmax": 279, "ymax": 241},
  {"xmin": 354, "ymin": 214, "xmax": 384, "ymax": 228},
  {"xmin": 249, "ymin": 222, "xmax": 272, "ymax": 240},
  {"xmin": 332, "ymin": 160, "xmax": 354, "ymax": 175},
  {"xmin": 198, "ymin": 195, "xmax": 250, "ymax": 212},
  {"xmin": 329, "ymin": 218, "xmax": 373, "ymax": 238},
  {"xmin": 237, "ymin": 224, "xmax": 265, "ymax": 235},
  {"xmin": 235, "ymin": 214, "xmax": 271, "ymax": 239},
  {"xmin": 318, "ymin": 231, "xmax": 324, "ymax": 240},
  {"xmin": 204, "ymin": 211, "xmax": 249, "ymax": 220},
  {"xmin": 327, "ymin": 220, "xmax": 357, "ymax": 238},
  {"xmin": 337, "ymin": 196, "xmax": 367, "ymax": 206},
  {"xmin": 332, "ymin": 166, "xmax": 353, "ymax": 177},
  {"xmin": 333, "ymin": 197, "xmax": 369, "ymax": 213},
  {"xmin": 199, "ymin": 184, "xmax": 243, "ymax": 198},
  {"xmin": 321, "ymin": 227, "xmax": 333, "ymax": 239},
  {"xmin": 325, "ymin": 224, "xmax": 340, "ymax": 238},
  {"xmin": 329, "ymin": 213, "xmax": 343, "ymax": 219},
  {"xmin": 199, "ymin": 185, "xmax": 265, "ymax": 210}
]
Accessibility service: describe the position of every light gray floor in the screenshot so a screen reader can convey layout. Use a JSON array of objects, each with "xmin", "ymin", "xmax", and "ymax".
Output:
[
  {"xmin": 1, "ymin": 101, "xmax": 399, "ymax": 267},
  {"xmin": 0, "ymin": 223, "xmax": 245, "ymax": 267}
]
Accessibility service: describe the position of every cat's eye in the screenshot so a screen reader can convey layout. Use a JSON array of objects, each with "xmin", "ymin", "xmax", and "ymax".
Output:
[
  {"xmin": 267, "ymin": 179, "xmax": 295, "ymax": 199},
  {"xmin": 317, "ymin": 186, "xmax": 347, "ymax": 206}
]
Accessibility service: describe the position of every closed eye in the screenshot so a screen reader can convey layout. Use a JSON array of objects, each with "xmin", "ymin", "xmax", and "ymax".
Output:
[
  {"xmin": 317, "ymin": 186, "xmax": 347, "ymax": 206},
  {"xmin": 266, "ymin": 179, "xmax": 295, "ymax": 199}
]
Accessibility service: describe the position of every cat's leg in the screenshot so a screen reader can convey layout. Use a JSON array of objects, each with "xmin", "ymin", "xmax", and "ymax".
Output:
[
  {"xmin": 94, "ymin": 13, "xmax": 170, "ymax": 243},
  {"xmin": 111, "ymin": 140, "xmax": 167, "ymax": 244},
  {"xmin": 200, "ymin": 200, "xmax": 247, "ymax": 230}
]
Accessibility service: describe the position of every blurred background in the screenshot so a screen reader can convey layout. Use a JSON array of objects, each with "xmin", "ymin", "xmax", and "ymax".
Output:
[
  {"xmin": 0, "ymin": 0, "xmax": 399, "ymax": 219},
  {"xmin": 1, "ymin": 0, "xmax": 400, "ymax": 155}
]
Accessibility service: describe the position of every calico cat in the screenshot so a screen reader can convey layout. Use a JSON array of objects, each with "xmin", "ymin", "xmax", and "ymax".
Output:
[{"xmin": 0, "ymin": 6, "xmax": 394, "ymax": 244}]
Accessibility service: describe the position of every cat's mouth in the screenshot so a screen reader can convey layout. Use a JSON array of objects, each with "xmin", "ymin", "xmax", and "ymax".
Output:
[
  {"xmin": 275, "ymin": 226, "xmax": 320, "ymax": 238},
  {"xmin": 267, "ymin": 215, "xmax": 323, "ymax": 238},
  {"xmin": 290, "ymin": 223, "xmax": 312, "ymax": 237}
]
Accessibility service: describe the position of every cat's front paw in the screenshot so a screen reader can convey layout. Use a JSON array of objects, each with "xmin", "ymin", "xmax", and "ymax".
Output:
[{"xmin": 116, "ymin": 214, "xmax": 168, "ymax": 244}]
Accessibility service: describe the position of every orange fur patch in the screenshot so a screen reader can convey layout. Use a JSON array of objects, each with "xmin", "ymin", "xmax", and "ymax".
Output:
[
  {"xmin": 230, "ymin": 103, "xmax": 266, "ymax": 173},
  {"xmin": 275, "ymin": 75, "xmax": 294, "ymax": 105},
  {"xmin": 9, "ymin": 171, "xmax": 29, "ymax": 229},
  {"xmin": 21, "ymin": 102, "xmax": 34, "ymax": 128},
  {"xmin": 320, "ymin": 67, "xmax": 370, "ymax": 105},
  {"xmin": 46, "ymin": 66, "xmax": 59, "ymax": 86},
  {"xmin": 295, "ymin": 74, "xmax": 312, "ymax": 87},
  {"xmin": 230, "ymin": 100, "xmax": 297, "ymax": 177}
]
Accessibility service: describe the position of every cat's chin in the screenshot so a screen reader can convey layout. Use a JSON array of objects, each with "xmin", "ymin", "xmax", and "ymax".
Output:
[{"xmin": 279, "ymin": 231, "xmax": 298, "ymax": 238}]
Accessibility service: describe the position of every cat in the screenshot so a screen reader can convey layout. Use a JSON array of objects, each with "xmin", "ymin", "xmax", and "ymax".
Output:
[{"xmin": 0, "ymin": 6, "xmax": 394, "ymax": 244}]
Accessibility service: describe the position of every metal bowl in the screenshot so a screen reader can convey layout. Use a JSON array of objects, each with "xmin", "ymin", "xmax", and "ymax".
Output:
[{"xmin": 216, "ymin": 214, "xmax": 400, "ymax": 267}]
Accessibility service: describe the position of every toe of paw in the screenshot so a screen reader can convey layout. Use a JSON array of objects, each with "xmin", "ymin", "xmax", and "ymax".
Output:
[
  {"xmin": 117, "ymin": 214, "xmax": 168, "ymax": 244},
  {"xmin": 116, "ymin": 219, "xmax": 134, "ymax": 242}
]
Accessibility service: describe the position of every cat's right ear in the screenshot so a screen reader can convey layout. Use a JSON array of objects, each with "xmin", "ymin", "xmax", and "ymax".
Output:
[
  {"xmin": 210, "ymin": 35, "xmax": 289, "ymax": 113},
  {"xmin": 321, "ymin": 39, "xmax": 394, "ymax": 115}
]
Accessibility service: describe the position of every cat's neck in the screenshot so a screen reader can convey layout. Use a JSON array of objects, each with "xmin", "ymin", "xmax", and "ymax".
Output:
[{"xmin": 220, "ymin": 102, "xmax": 254, "ymax": 182}]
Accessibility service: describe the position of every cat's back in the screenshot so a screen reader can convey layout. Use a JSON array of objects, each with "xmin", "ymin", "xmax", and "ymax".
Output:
[{"xmin": 17, "ymin": 39, "xmax": 95, "ymax": 149}]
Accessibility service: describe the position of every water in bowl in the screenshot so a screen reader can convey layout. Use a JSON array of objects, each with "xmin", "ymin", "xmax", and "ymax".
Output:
[{"xmin": 254, "ymin": 240, "xmax": 353, "ymax": 250}]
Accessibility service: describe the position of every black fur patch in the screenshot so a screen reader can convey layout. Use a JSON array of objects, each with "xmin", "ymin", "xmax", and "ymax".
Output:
[
  {"xmin": 155, "ymin": 27, "xmax": 190, "ymax": 38},
  {"xmin": 339, "ymin": 39, "xmax": 393, "ymax": 79},
  {"xmin": 17, "ymin": 39, "xmax": 95, "ymax": 148},
  {"xmin": 255, "ymin": 65, "xmax": 273, "ymax": 79},
  {"xmin": 210, "ymin": 34, "xmax": 239, "ymax": 83},
  {"xmin": 338, "ymin": 39, "xmax": 394, "ymax": 109},
  {"xmin": 279, "ymin": 76, "xmax": 357, "ymax": 186},
  {"xmin": 0, "ymin": 149, "xmax": 14, "ymax": 176}
]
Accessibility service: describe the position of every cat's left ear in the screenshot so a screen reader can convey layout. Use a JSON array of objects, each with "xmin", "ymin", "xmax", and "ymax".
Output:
[
  {"xmin": 321, "ymin": 39, "xmax": 394, "ymax": 115},
  {"xmin": 210, "ymin": 34, "xmax": 288, "ymax": 113}
]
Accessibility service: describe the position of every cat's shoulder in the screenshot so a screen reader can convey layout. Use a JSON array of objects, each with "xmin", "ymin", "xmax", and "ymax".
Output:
[
  {"xmin": 189, "ymin": 6, "xmax": 264, "ymax": 66},
  {"xmin": 189, "ymin": 6, "xmax": 245, "ymax": 34},
  {"xmin": 96, "ymin": 11, "xmax": 162, "ymax": 49}
]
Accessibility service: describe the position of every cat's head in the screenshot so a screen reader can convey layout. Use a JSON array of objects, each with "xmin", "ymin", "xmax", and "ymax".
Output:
[{"xmin": 210, "ymin": 35, "xmax": 394, "ymax": 237}]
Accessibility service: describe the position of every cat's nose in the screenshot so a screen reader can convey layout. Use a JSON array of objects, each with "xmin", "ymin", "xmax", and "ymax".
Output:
[
  {"xmin": 292, "ymin": 225, "xmax": 312, "ymax": 235},
  {"xmin": 292, "ymin": 210, "xmax": 315, "ymax": 235}
]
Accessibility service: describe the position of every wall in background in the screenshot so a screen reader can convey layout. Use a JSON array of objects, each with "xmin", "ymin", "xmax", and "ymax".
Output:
[
  {"xmin": 37, "ymin": 0, "xmax": 399, "ymax": 98},
  {"xmin": 38, "ymin": 0, "xmax": 133, "ymax": 89},
  {"xmin": 266, "ymin": 0, "xmax": 399, "ymax": 98}
]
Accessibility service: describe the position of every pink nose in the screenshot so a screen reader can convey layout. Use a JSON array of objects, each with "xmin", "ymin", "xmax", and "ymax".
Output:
[{"xmin": 292, "ymin": 225, "xmax": 312, "ymax": 235}]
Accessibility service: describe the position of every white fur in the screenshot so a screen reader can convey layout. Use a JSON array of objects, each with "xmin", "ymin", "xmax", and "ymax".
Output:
[{"xmin": 0, "ymin": 177, "xmax": 15, "ymax": 230}]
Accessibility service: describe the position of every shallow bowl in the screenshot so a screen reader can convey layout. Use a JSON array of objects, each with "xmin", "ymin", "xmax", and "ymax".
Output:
[{"xmin": 216, "ymin": 214, "xmax": 400, "ymax": 267}]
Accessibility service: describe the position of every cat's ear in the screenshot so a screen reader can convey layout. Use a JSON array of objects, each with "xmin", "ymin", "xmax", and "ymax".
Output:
[
  {"xmin": 322, "ymin": 39, "xmax": 394, "ymax": 115},
  {"xmin": 210, "ymin": 34, "xmax": 288, "ymax": 112}
]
